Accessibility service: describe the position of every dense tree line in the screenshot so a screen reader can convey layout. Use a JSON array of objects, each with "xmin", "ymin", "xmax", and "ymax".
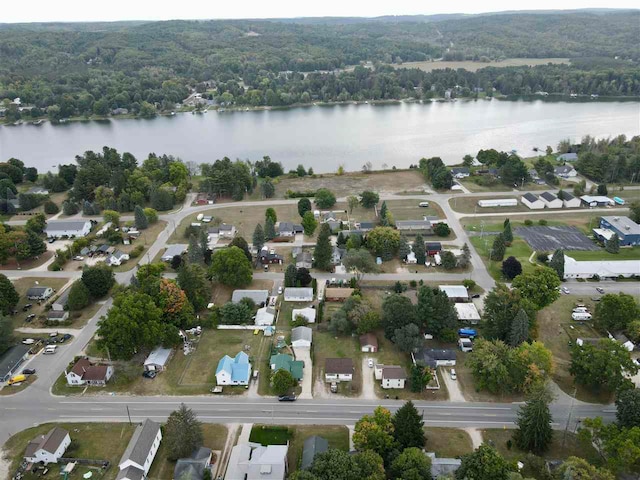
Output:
[{"xmin": 572, "ymin": 135, "xmax": 640, "ymax": 184}]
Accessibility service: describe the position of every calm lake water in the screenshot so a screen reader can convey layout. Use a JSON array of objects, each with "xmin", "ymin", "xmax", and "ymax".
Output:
[{"xmin": 1, "ymin": 99, "xmax": 639, "ymax": 173}]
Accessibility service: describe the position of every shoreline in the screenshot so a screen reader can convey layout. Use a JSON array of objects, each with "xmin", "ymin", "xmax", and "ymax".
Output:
[{"xmin": 3, "ymin": 95, "xmax": 639, "ymax": 127}]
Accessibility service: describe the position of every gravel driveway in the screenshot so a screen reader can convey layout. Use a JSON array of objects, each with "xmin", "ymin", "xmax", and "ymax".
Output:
[
  {"xmin": 440, "ymin": 367, "xmax": 466, "ymax": 402},
  {"xmin": 361, "ymin": 357, "xmax": 377, "ymax": 400},
  {"xmin": 293, "ymin": 347, "xmax": 313, "ymax": 399}
]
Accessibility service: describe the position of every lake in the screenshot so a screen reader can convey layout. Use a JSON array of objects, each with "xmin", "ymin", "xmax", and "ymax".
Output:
[{"xmin": 1, "ymin": 99, "xmax": 639, "ymax": 173}]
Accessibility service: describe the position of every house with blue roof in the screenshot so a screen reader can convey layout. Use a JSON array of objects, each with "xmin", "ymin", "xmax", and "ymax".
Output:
[{"xmin": 215, "ymin": 351, "xmax": 252, "ymax": 386}]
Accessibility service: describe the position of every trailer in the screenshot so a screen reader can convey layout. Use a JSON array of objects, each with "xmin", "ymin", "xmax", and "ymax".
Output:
[
  {"xmin": 477, "ymin": 198, "xmax": 518, "ymax": 208},
  {"xmin": 572, "ymin": 312, "xmax": 592, "ymax": 321},
  {"xmin": 613, "ymin": 197, "xmax": 625, "ymax": 205}
]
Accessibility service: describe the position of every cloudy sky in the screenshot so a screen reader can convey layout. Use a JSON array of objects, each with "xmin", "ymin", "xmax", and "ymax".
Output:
[{"xmin": 2, "ymin": 0, "xmax": 638, "ymax": 23}]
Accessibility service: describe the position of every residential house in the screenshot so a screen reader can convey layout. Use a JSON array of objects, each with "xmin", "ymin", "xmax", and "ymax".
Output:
[
  {"xmin": 225, "ymin": 443, "xmax": 288, "ymax": 480},
  {"xmin": 528, "ymin": 169, "xmax": 540, "ymax": 181},
  {"xmin": 539, "ymin": 191, "xmax": 563, "ymax": 209},
  {"xmin": 611, "ymin": 333, "xmax": 634, "ymax": 352},
  {"xmin": 0, "ymin": 345, "xmax": 30, "ymax": 382},
  {"xmin": 65, "ymin": 358, "xmax": 113, "ymax": 387},
  {"xmin": 216, "ymin": 352, "xmax": 251, "ymax": 386},
  {"xmin": 277, "ymin": 222, "xmax": 299, "ymax": 237},
  {"xmin": 116, "ymin": 419, "xmax": 162, "ymax": 480},
  {"xmin": 355, "ymin": 221, "xmax": 375, "ymax": 232},
  {"xmin": 26, "ymin": 187, "xmax": 49, "ymax": 195},
  {"xmin": 296, "ymin": 252, "xmax": 313, "ymax": 269},
  {"xmin": 208, "ymin": 224, "xmax": 236, "ymax": 239},
  {"xmin": 161, "ymin": 244, "xmax": 188, "ymax": 262},
  {"xmin": 425, "ymin": 242, "xmax": 442, "ymax": 256},
  {"xmin": 321, "ymin": 212, "xmax": 340, "ymax": 223},
  {"xmin": 270, "ymin": 354, "xmax": 304, "ymax": 381},
  {"xmin": 412, "ymin": 348, "xmax": 457, "ymax": 368},
  {"xmin": 255, "ymin": 307, "xmax": 276, "ymax": 326},
  {"xmin": 232, "ymin": 290, "xmax": 269, "ymax": 305},
  {"xmin": 291, "ymin": 326, "xmax": 312, "ymax": 348},
  {"xmin": 563, "ymin": 255, "xmax": 639, "ymax": 279},
  {"xmin": 301, "ymin": 436, "xmax": 328, "ymax": 470},
  {"xmin": 521, "ymin": 193, "xmax": 545, "ymax": 210},
  {"xmin": 284, "ymin": 288, "xmax": 313, "ymax": 302},
  {"xmin": 359, "ymin": 333, "xmax": 378, "ymax": 353},
  {"xmin": 143, "ymin": 347, "xmax": 173, "ymax": 372},
  {"xmin": 557, "ymin": 152, "xmax": 578, "ymax": 162},
  {"xmin": 259, "ymin": 247, "xmax": 283, "ymax": 265},
  {"xmin": 26, "ymin": 286, "xmax": 54, "ymax": 301},
  {"xmin": 326, "ymin": 221, "xmax": 342, "ymax": 233},
  {"xmin": 554, "ymin": 165, "xmax": 577, "ymax": 178},
  {"xmin": 381, "ymin": 366, "xmax": 406, "ymax": 389},
  {"xmin": 324, "ymin": 288, "xmax": 354, "ymax": 302},
  {"xmin": 45, "ymin": 220, "xmax": 92, "ymax": 238},
  {"xmin": 559, "ymin": 191, "xmax": 581, "ymax": 208},
  {"xmin": 450, "ymin": 167, "xmax": 470, "ymax": 179},
  {"xmin": 395, "ymin": 220, "xmax": 433, "ymax": 235},
  {"xmin": 291, "ymin": 247, "xmax": 303, "ymax": 259},
  {"xmin": 454, "ymin": 303, "xmax": 481, "ymax": 324},
  {"xmin": 107, "ymin": 250, "xmax": 130, "ymax": 266},
  {"xmin": 331, "ymin": 246, "xmax": 345, "ymax": 265},
  {"xmin": 426, "ymin": 452, "xmax": 462, "ymax": 478},
  {"xmin": 580, "ymin": 195, "xmax": 614, "ymax": 207},
  {"xmin": 24, "ymin": 427, "xmax": 71, "ymax": 465},
  {"xmin": 173, "ymin": 447, "xmax": 212, "ymax": 480},
  {"xmin": 406, "ymin": 251, "xmax": 417, "ymax": 264},
  {"xmin": 52, "ymin": 289, "xmax": 70, "ymax": 312},
  {"xmin": 292, "ymin": 307, "xmax": 316, "ymax": 324},
  {"xmin": 324, "ymin": 358, "xmax": 354, "ymax": 382},
  {"xmin": 599, "ymin": 216, "xmax": 640, "ymax": 246},
  {"xmin": 47, "ymin": 311, "xmax": 69, "ymax": 322},
  {"xmin": 439, "ymin": 285, "xmax": 469, "ymax": 302}
]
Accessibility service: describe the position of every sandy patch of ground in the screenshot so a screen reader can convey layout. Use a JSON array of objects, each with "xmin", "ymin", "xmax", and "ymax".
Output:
[
  {"xmin": 465, "ymin": 428, "xmax": 484, "ymax": 449},
  {"xmin": 360, "ymin": 357, "xmax": 377, "ymax": 400}
]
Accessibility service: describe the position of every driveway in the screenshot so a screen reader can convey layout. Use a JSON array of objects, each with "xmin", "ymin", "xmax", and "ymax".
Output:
[
  {"xmin": 360, "ymin": 357, "xmax": 377, "ymax": 400},
  {"xmin": 293, "ymin": 347, "xmax": 313, "ymax": 399},
  {"xmin": 440, "ymin": 367, "xmax": 466, "ymax": 402}
]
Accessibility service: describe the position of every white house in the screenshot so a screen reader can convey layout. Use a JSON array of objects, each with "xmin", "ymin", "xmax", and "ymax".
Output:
[
  {"xmin": 292, "ymin": 307, "xmax": 316, "ymax": 324},
  {"xmin": 454, "ymin": 303, "xmax": 481, "ymax": 324},
  {"xmin": 45, "ymin": 220, "xmax": 91, "ymax": 238},
  {"xmin": 255, "ymin": 307, "xmax": 276, "ymax": 326},
  {"xmin": 291, "ymin": 326, "xmax": 312, "ymax": 348},
  {"xmin": 208, "ymin": 224, "xmax": 236, "ymax": 239},
  {"xmin": 107, "ymin": 250, "xmax": 130, "ymax": 266},
  {"xmin": 116, "ymin": 419, "xmax": 162, "ymax": 480},
  {"xmin": 381, "ymin": 366, "xmax": 406, "ymax": 389},
  {"xmin": 24, "ymin": 427, "xmax": 71, "ymax": 465},
  {"xmin": 284, "ymin": 287, "xmax": 313, "ymax": 302},
  {"xmin": 65, "ymin": 358, "xmax": 113, "ymax": 387},
  {"xmin": 225, "ymin": 443, "xmax": 288, "ymax": 480},
  {"xmin": 277, "ymin": 222, "xmax": 298, "ymax": 237},
  {"xmin": 161, "ymin": 244, "xmax": 187, "ymax": 262},
  {"xmin": 143, "ymin": 347, "xmax": 173, "ymax": 372},
  {"xmin": 215, "ymin": 351, "xmax": 252, "ymax": 386},
  {"xmin": 521, "ymin": 193, "xmax": 545, "ymax": 210},
  {"xmin": 406, "ymin": 251, "xmax": 417, "ymax": 264},
  {"xmin": 554, "ymin": 165, "xmax": 578, "ymax": 178},
  {"xmin": 359, "ymin": 333, "xmax": 378, "ymax": 353},
  {"xmin": 26, "ymin": 286, "xmax": 54, "ymax": 300},
  {"xmin": 331, "ymin": 247, "xmax": 345, "ymax": 265},
  {"xmin": 438, "ymin": 285, "xmax": 469, "ymax": 302},
  {"xmin": 560, "ymin": 191, "xmax": 581, "ymax": 208},
  {"xmin": 539, "ymin": 191, "xmax": 563, "ymax": 209},
  {"xmin": 325, "ymin": 358, "xmax": 354, "ymax": 382}
]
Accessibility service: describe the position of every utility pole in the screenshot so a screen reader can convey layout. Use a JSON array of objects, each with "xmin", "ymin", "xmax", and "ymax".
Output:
[
  {"xmin": 563, "ymin": 387, "xmax": 577, "ymax": 447},
  {"xmin": 126, "ymin": 405, "xmax": 132, "ymax": 425}
]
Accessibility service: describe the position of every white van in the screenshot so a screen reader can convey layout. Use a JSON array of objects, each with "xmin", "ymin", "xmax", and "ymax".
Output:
[
  {"xmin": 573, "ymin": 307, "xmax": 589, "ymax": 313},
  {"xmin": 572, "ymin": 312, "xmax": 592, "ymax": 321},
  {"xmin": 419, "ymin": 202, "xmax": 430, "ymax": 207},
  {"xmin": 43, "ymin": 345, "xmax": 57, "ymax": 354}
]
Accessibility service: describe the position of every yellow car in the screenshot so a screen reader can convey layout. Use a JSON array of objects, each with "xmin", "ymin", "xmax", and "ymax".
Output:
[{"xmin": 253, "ymin": 329, "xmax": 259, "ymax": 335}]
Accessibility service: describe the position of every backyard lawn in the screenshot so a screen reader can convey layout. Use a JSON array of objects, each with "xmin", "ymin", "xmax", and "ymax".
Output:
[
  {"xmin": 3, "ymin": 423, "xmax": 136, "ymax": 480},
  {"xmin": 470, "ymin": 236, "xmax": 535, "ymax": 281},
  {"xmin": 109, "ymin": 220, "xmax": 168, "ymax": 272},
  {"xmin": 287, "ymin": 426, "xmax": 349, "ymax": 472},
  {"xmin": 566, "ymin": 247, "xmax": 640, "ymax": 261},
  {"xmin": 312, "ymin": 329, "xmax": 362, "ymax": 396},
  {"xmin": 424, "ymin": 428, "xmax": 474, "ymax": 458},
  {"xmin": 461, "ymin": 212, "xmax": 616, "ymax": 235},
  {"xmin": 8, "ymin": 277, "xmax": 71, "ymax": 330}
]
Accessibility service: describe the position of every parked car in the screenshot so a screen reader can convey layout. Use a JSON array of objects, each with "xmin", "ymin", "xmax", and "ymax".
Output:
[
  {"xmin": 25, "ymin": 314, "xmax": 36, "ymax": 322},
  {"xmin": 596, "ymin": 287, "xmax": 605, "ymax": 294},
  {"xmin": 471, "ymin": 294, "xmax": 481, "ymax": 299},
  {"xmin": 22, "ymin": 338, "xmax": 35, "ymax": 345},
  {"xmin": 277, "ymin": 286, "xmax": 283, "ymax": 294},
  {"xmin": 60, "ymin": 334, "xmax": 71, "ymax": 343},
  {"xmin": 72, "ymin": 256, "xmax": 84, "ymax": 261},
  {"xmin": 562, "ymin": 287, "xmax": 570, "ymax": 294},
  {"xmin": 142, "ymin": 371, "xmax": 157, "ymax": 379},
  {"xmin": 22, "ymin": 304, "xmax": 33, "ymax": 312},
  {"xmin": 210, "ymin": 386, "xmax": 223, "ymax": 394},
  {"xmin": 22, "ymin": 368, "xmax": 36, "ymax": 375},
  {"xmin": 450, "ymin": 369, "xmax": 457, "ymax": 380},
  {"xmin": 330, "ymin": 382, "xmax": 338, "ymax": 393},
  {"xmin": 590, "ymin": 297, "xmax": 602, "ymax": 302},
  {"xmin": 43, "ymin": 345, "xmax": 57, "ymax": 354},
  {"xmin": 278, "ymin": 395, "xmax": 297, "ymax": 402},
  {"xmin": 367, "ymin": 359, "xmax": 374, "ymax": 368},
  {"xmin": 48, "ymin": 238, "xmax": 56, "ymax": 244}
]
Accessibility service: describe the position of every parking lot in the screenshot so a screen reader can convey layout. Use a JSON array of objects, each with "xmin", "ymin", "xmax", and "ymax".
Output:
[{"xmin": 515, "ymin": 225, "xmax": 600, "ymax": 251}]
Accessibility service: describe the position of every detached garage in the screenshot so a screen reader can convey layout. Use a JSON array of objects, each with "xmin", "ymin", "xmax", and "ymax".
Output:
[{"xmin": 521, "ymin": 193, "xmax": 544, "ymax": 210}]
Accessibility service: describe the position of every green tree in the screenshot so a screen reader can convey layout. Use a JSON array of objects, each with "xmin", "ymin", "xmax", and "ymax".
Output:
[
  {"xmin": 177, "ymin": 263, "xmax": 210, "ymax": 311},
  {"xmin": 265, "ymin": 207, "xmax": 277, "ymax": 224},
  {"xmin": 409, "ymin": 364, "xmax": 432, "ymax": 393},
  {"xmin": 398, "ymin": 234, "xmax": 411, "ymax": 260},
  {"xmin": 44, "ymin": 201, "xmax": 59, "ymax": 214},
  {"xmin": 390, "ymin": 447, "xmax": 431, "ymax": 480},
  {"xmin": 382, "ymin": 294, "xmax": 417, "ymax": 340},
  {"xmin": 272, "ymin": 369, "xmax": 296, "ymax": 395},
  {"xmin": 597, "ymin": 183, "xmax": 608, "ymax": 195},
  {"xmin": 356, "ymin": 310, "xmax": 380, "ymax": 335},
  {"xmin": 25, "ymin": 214, "xmax": 46, "ymax": 234},
  {"xmin": 456, "ymin": 444, "xmax": 512, "ymax": 480},
  {"xmin": 594, "ymin": 293, "xmax": 640, "ymax": 332},
  {"xmin": 513, "ymin": 385, "xmax": 554, "ymax": 454},
  {"xmin": 379, "ymin": 201, "xmax": 388, "ymax": 226},
  {"xmin": 367, "ymin": 226, "xmax": 401, "ymax": 260},
  {"xmin": 413, "ymin": 233, "xmax": 426, "ymax": 265},
  {"xmin": 66, "ymin": 281, "xmax": 90, "ymax": 311},
  {"xmin": 102, "ymin": 210, "xmax": 120, "ymax": 225},
  {"xmin": 284, "ymin": 264, "xmax": 297, "ymax": 287},
  {"xmin": 570, "ymin": 339, "xmax": 638, "ymax": 392},
  {"xmin": 490, "ymin": 233, "xmax": 506, "ymax": 261},
  {"xmin": 209, "ymin": 246, "xmax": 253, "ymax": 287},
  {"xmin": 342, "ymin": 249, "xmax": 378, "ymax": 276},
  {"xmin": 434, "ymin": 222, "xmax": 451, "ymax": 237},
  {"xmin": 508, "ymin": 309, "xmax": 530, "ymax": 347},
  {"xmin": 353, "ymin": 406, "xmax": 395, "ymax": 457},
  {"xmin": 0, "ymin": 316, "xmax": 14, "ymax": 355},
  {"xmin": 315, "ymin": 188, "xmax": 336, "ymax": 208},
  {"xmin": 313, "ymin": 223, "xmax": 332, "ymax": 271},
  {"xmin": 164, "ymin": 404, "xmax": 203, "ymax": 461},
  {"xmin": 265, "ymin": 217, "xmax": 276, "ymax": 241},
  {"xmin": 298, "ymin": 197, "xmax": 312, "ymax": 217},
  {"xmin": 0, "ymin": 274, "xmax": 19, "ymax": 315},
  {"xmin": 301, "ymin": 211, "xmax": 318, "ymax": 236},
  {"xmin": 579, "ymin": 417, "xmax": 640, "ymax": 474},
  {"xmin": 392, "ymin": 401, "xmax": 425, "ymax": 450},
  {"xmin": 347, "ymin": 196, "xmax": 359, "ymax": 215},
  {"xmin": 253, "ymin": 223, "xmax": 265, "ymax": 250},
  {"xmin": 188, "ymin": 233, "xmax": 204, "ymax": 264},
  {"xmin": 261, "ymin": 179, "xmax": 275, "ymax": 198},
  {"xmin": 81, "ymin": 264, "xmax": 115, "ymax": 298},
  {"xmin": 26, "ymin": 229, "xmax": 46, "ymax": 257},
  {"xmin": 463, "ymin": 154, "xmax": 474, "ymax": 167},
  {"xmin": 220, "ymin": 302, "xmax": 252, "ymax": 324},
  {"xmin": 615, "ymin": 388, "xmax": 640, "ymax": 429},
  {"xmin": 441, "ymin": 250, "xmax": 457, "ymax": 270},
  {"xmin": 143, "ymin": 208, "xmax": 159, "ymax": 224},
  {"xmin": 502, "ymin": 256, "xmax": 522, "ymax": 279},
  {"xmin": 483, "ymin": 284, "xmax": 536, "ymax": 341},
  {"xmin": 360, "ymin": 190, "xmax": 379, "ymax": 208},
  {"xmin": 629, "ymin": 201, "xmax": 640, "ymax": 223},
  {"xmin": 549, "ymin": 248, "xmax": 564, "ymax": 279},
  {"xmin": 555, "ymin": 456, "xmax": 615, "ymax": 480},
  {"xmin": 393, "ymin": 323, "xmax": 423, "ymax": 353},
  {"xmin": 605, "ymin": 233, "xmax": 620, "ymax": 253},
  {"xmin": 417, "ymin": 286, "xmax": 457, "ymax": 337},
  {"xmin": 512, "ymin": 267, "xmax": 561, "ymax": 309},
  {"xmin": 503, "ymin": 218, "xmax": 513, "ymax": 244},
  {"xmin": 134, "ymin": 205, "xmax": 148, "ymax": 230},
  {"xmin": 229, "ymin": 236, "xmax": 252, "ymax": 262}
]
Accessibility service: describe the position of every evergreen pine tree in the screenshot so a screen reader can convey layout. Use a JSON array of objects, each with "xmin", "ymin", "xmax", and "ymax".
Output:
[
  {"xmin": 549, "ymin": 248, "xmax": 565, "ymax": 280},
  {"xmin": 134, "ymin": 205, "xmax": 148, "ymax": 230},
  {"xmin": 26, "ymin": 229, "xmax": 46, "ymax": 257},
  {"xmin": 508, "ymin": 308, "xmax": 530, "ymax": 347},
  {"xmin": 413, "ymin": 233, "xmax": 426, "ymax": 265},
  {"xmin": 398, "ymin": 234, "xmax": 411, "ymax": 260},
  {"xmin": 513, "ymin": 386, "xmax": 554, "ymax": 454},
  {"xmin": 253, "ymin": 224, "xmax": 265, "ymax": 251},
  {"xmin": 314, "ymin": 223, "xmax": 332, "ymax": 271},
  {"xmin": 164, "ymin": 404, "xmax": 203, "ymax": 461},
  {"xmin": 199, "ymin": 228, "xmax": 209, "ymax": 258},
  {"xmin": 503, "ymin": 219, "xmax": 513, "ymax": 244},
  {"xmin": 379, "ymin": 201, "xmax": 388, "ymax": 226},
  {"xmin": 265, "ymin": 217, "xmax": 276, "ymax": 241},
  {"xmin": 605, "ymin": 233, "xmax": 620, "ymax": 253},
  {"xmin": 188, "ymin": 233, "xmax": 203, "ymax": 264},
  {"xmin": 392, "ymin": 401, "xmax": 426, "ymax": 450},
  {"xmin": 458, "ymin": 243, "xmax": 471, "ymax": 268},
  {"xmin": 284, "ymin": 264, "xmax": 297, "ymax": 287},
  {"xmin": 490, "ymin": 233, "xmax": 506, "ymax": 261}
]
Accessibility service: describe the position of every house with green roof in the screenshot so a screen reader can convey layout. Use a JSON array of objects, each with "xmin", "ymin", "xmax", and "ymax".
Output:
[{"xmin": 270, "ymin": 353, "xmax": 304, "ymax": 381}]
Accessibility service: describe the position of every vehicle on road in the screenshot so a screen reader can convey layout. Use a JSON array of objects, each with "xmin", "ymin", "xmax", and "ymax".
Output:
[
  {"xmin": 22, "ymin": 368, "xmax": 36, "ymax": 375},
  {"xmin": 7, "ymin": 375, "xmax": 26, "ymax": 385},
  {"xmin": 278, "ymin": 395, "xmax": 297, "ymax": 402},
  {"xmin": 25, "ymin": 314, "xmax": 36, "ymax": 322},
  {"xmin": 596, "ymin": 287, "xmax": 605, "ymax": 294},
  {"xmin": 572, "ymin": 312, "xmax": 592, "ymax": 321},
  {"xmin": 562, "ymin": 287, "xmax": 570, "ymax": 294},
  {"xmin": 367, "ymin": 359, "xmax": 374, "ymax": 368},
  {"xmin": 142, "ymin": 371, "xmax": 157, "ymax": 379},
  {"xmin": 471, "ymin": 294, "xmax": 481, "ymax": 299},
  {"xmin": 450, "ymin": 369, "xmax": 457, "ymax": 380},
  {"xmin": 590, "ymin": 297, "xmax": 601, "ymax": 302},
  {"xmin": 210, "ymin": 386, "xmax": 223, "ymax": 394},
  {"xmin": 43, "ymin": 345, "xmax": 57, "ymax": 354},
  {"xmin": 253, "ymin": 329, "xmax": 259, "ymax": 335},
  {"xmin": 22, "ymin": 338, "xmax": 35, "ymax": 345},
  {"xmin": 22, "ymin": 304, "xmax": 33, "ymax": 312},
  {"xmin": 277, "ymin": 286, "xmax": 283, "ymax": 294},
  {"xmin": 48, "ymin": 238, "xmax": 56, "ymax": 244}
]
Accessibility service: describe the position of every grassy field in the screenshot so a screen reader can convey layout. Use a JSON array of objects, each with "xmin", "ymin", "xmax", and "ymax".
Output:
[
  {"xmin": 392, "ymin": 58, "xmax": 570, "ymax": 72},
  {"xmin": 470, "ymin": 236, "xmax": 535, "ymax": 281},
  {"xmin": 287, "ymin": 425, "xmax": 349, "ymax": 471},
  {"xmin": 249, "ymin": 425, "xmax": 292, "ymax": 445},
  {"xmin": 147, "ymin": 424, "xmax": 228, "ymax": 480},
  {"xmin": 313, "ymin": 329, "xmax": 362, "ymax": 396},
  {"xmin": 8, "ymin": 277, "xmax": 71, "ymax": 330},
  {"xmin": 3, "ymin": 423, "xmax": 136, "ymax": 480},
  {"xmin": 536, "ymin": 295, "xmax": 612, "ymax": 404},
  {"xmin": 424, "ymin": 428, "xmax": 474, "ymax": 457}
]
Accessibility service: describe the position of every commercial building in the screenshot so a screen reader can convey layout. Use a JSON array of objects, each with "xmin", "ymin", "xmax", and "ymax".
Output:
[
  {"xmin": 477, "ymin": 198, "xmax": 518, "ymax": 208},
  {"xmin": 0, "ymin": 345, "xmax": 30, "ymax": 382},
  {"xmin": 559, "ymin": 191, "xmax": 581, "ymax": 208},
  {"xmin": 563, "ymin": 255, "xmax": 639, "ymax": 279},
  {"xmin": 521, "ymin": 193, "xmax": 545, "ymax": 210},
  {"xmin": 599, "ymin": 216, "xmax": 640, "ymax": 246},
  {"xmin": 45, "ymin": 220, "xmax": 92, "ymax": 238},
  {"xmin": 580, "ymin": 195, "xmax": 614, "ymax": 207}
]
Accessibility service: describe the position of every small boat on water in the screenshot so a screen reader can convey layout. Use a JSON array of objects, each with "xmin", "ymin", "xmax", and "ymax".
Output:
[{"xmin": 170, "ymin": 111, "xmax": 176, "ymax": 116}]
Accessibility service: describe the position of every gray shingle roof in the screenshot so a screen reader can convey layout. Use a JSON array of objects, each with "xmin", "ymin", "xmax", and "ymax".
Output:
[
  {"xmin": 291, "ymin": 326, "xmax": 312, "ymax": 343},
  {"xmin": 45, "ymin": 220, "xmax": 90, "ymax": 231},
  {"xmin": 231, "ymin": 290, "xmax": 269, "ymax": 304},
  {"xmin": 119, "ymin": 419, "xmax": 160, "ymax": 468},
  {"xmin": 301, "ymin": 436, "xmax": 328, "ymax": 470}
]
